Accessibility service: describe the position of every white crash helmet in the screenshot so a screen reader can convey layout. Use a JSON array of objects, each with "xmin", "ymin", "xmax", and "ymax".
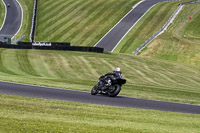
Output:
[{"xmin": 115, "ymin": 67, "xmax": 121, "ymax": 72}]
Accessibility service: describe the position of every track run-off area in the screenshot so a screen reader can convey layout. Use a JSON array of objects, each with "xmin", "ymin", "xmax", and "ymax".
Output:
[{"xmin": 0, "ymin": 81, "xmax": 200, "ymax": 114}]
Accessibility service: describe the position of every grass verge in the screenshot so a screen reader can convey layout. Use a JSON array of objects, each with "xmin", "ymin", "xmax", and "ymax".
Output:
[
  {"xmin": 14, "ymin": 0, "xmax": 34, "ymax": 42},
  {"xmin": 0, "ymin": 94, "xmax": 200, "ymax": 133},
  {"xmin": 0, "ymin": 49, "xmax": 200, "ymax": 104},
  {"xmin": 0, "ymin": 0, "xmax": 5, "ymax": 29}
]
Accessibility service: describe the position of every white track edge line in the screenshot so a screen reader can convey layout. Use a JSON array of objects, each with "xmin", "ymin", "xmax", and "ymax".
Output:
[
  {"xmin": 0, "ymin": 0, "xmax": 7, "ymax": 31},
  {"xmin": 132, "ymin": 0, "xmax": 146, "ymax": 9}
]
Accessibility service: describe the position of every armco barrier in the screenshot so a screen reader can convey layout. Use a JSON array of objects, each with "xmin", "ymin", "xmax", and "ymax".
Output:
[
  {"xmin": 30, "ymin": 0, "xmax": 38, "ymax": 42},
  {"xmin": 0, "ymin": 42, "xmax": 104, "ymax": 53}
]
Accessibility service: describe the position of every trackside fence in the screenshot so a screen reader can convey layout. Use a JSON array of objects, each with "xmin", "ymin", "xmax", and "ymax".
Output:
[
  {"xmin": 132, "ymin": 0, "xmax": 200, "ymax": 55},
  {"xmin": 0, "ymin": 42, "xmax": 104, "ymax": 53}
]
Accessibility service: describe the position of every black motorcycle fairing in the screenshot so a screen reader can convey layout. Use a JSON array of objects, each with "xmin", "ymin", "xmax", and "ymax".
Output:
[
  {"xmin": 111, "ymin": 78, "xmax": 126, "ymax": 85},
  {"xmin": 91, "ymin": 74, "xmax": 126, "ymax": 97}
]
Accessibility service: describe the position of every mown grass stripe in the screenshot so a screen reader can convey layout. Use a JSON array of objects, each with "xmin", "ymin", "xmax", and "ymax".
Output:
[
  {"xmin": 15, "ymin": 50, "xmax": 39, "ymax": 76},
  {"xmin": 39, "ymin": 0, "xmax": 56, "ymax": 9},
  {"xmin": 60, "ymin": 55, "xmax": 82, "ymax": 79},
  {"xmin": 27, "ymin": 51, "xmax": 55, "ymax": 78},
  {"xmin": 38, "ymin": 0, "xmax": 77, "ymax": 25},
  {"xmin": 131, "ymin": 62, "xmax": 166, "ymax": 86},
  {"xmin": 40, "ymin": 55, "xmax": 58, "ymax": 78},
  {"xmin": 64, "ymin": 55, "xmax": 83, "ymax": 78},
  {"xmin": 59, "ymin": 0, "xmax": 111, "ymax": 42},
  {"xmin": 41, "ymin": 0, "xmax": 69, "ymax": 13},
  {"xmin": 143, "ymin": 64, "xmax": 190, "ymax": 87},
  {"xmin": 78, "ymin": 56, "xmax": 99, "ymax": 78},
  {"xmin": 45, "ymin": 0, "xmax": 98, "ymax": 42},
  {"xmin": 36, "ymin": 0, "xmax": 91, "ymax": 41},
  {"xmin": 42, "ymin": 53, "xmax": 65, "ymax": 79},
  {"xmin": 0, "ymin": 0, "xmax": 5, "ymax": 29},
  {"xmin": 149, "ymin": 68, "xmax": 187, "ymax": 87},
  {"xmin": 135, "ymin": 61, "xmax": 180, "ymax": 87},
  {"xmin": 43, "ymin": 0, "xmax": 92, "ymax": 33},
  {"xmin": 76, "ymin": 56, "xmax": 99, "ymax": 78},
  {"xmin": 1, "ymin": 49, "xmax": 29, "ymax": 76},
  {"xmin": 43, "ymin": 53, "xmax": 80, "ymax": 79},
  {"xmin": 71, "ymin": 56, "xmax": 93, "ymax": 78},
  {"xmin": 38, "ymin": 2, "xmax": 83, "ymax": 37},
  {"xmin": 86, "ymin": 57, "xmax": 106, "ymax": 76},
  {"xmin": 99, "ymin": 59, "xmax": 116, "ymax": 71},
  {"xmin": 0, "ymin": 49, "xmax": 18, "ymax": 75},
  {"xmin": 76, "ymin": 0, "xmax": 129, "ymax": 46}
]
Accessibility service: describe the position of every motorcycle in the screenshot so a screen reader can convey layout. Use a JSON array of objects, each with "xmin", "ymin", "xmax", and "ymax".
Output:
[{"xmin": 91, "ymin": 75, "xmax": 126, "ymax": 97}]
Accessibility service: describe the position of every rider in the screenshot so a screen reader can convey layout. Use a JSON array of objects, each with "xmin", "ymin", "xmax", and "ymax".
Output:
[
  {"xmin": 104, "ymin": 67, "xmax": 123, "ymax": 79},
  {"xmin": 99, "ymin": 67, "xmax": 123, "ymax": 88}
]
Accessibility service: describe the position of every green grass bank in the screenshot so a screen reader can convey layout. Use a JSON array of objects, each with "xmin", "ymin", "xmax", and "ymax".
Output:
[
  {"xmin": 0, "ymin": 49, "xmax": 200, "ymax": 104},
  {"xmin": 0, "ymin": 94, "xmax": 200, "ymax": 133},
  {"xmin": 141, "ymin": 2, "xmax": 200, "ymax": 66},
  {"xmin": 15, "ymin": 0, "xmax": 34, "ymax": 42},
  {"xmin": 0, "ymin": 0, "xmax": 5, "ymax": 29},
  {"xmin": 113, "ymin": 1, "xmax": 180, "ymax": 54}
]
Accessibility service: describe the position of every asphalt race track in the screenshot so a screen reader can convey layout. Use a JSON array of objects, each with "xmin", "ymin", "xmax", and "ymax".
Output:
[
  {"xmin": 0, "ymin": 0, "xmax": 22, "ymax": 41},
  {"xmin": 0, "ymin": 81, "xmax": 200, "ymax": 114},
  {"xmin": 95, "ymin": 0, "xmax": 169, "ymax": 52}
]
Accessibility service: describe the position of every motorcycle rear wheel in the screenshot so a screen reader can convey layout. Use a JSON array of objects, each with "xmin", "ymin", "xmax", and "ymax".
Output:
[
  {"xmin": 91, "ymin": 85, "xmax": 98, "ymax": 95},
  {"xmin": 108, "ymin": 84, "xmax": 121, "ymax": 97}
]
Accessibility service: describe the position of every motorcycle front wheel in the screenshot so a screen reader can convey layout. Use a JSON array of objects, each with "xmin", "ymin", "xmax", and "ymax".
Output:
[
  {"xmin": 91, "ymin": 85, "xmax": 98, "ymax": 95},
  {"xmin": 108, "ymin": 84, "xmax": 121, "ymax": 97}
]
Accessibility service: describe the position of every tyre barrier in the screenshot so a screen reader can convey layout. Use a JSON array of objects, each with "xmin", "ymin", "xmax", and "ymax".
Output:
[{"xmin": 0, "ymin": 42, "xmax": 104, "ymax": 53}]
